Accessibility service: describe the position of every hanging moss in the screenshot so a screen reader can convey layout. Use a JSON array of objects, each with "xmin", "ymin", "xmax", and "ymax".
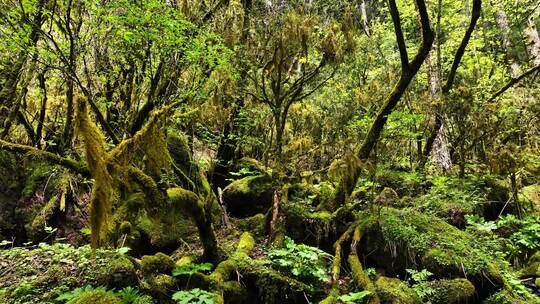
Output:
[{"xmin": 75, "ymin": 96, "xmax": 115, "ymax": 248}]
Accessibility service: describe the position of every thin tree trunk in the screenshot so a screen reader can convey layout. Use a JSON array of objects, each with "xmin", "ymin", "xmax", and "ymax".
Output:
[
  {"xmin": 524, "ymin": 8, "xmax": 540, "ymax": 66},
  {"xmin": 35, "ymin": 72, "xmax": 48, "ymax": 148},
  {"xmin": 421, "ymin": 0, "xmax": 481, "ymax": 170},
  {"xmin": 494, "ymin": 9, "xmax": 522, "ymax": 78}
]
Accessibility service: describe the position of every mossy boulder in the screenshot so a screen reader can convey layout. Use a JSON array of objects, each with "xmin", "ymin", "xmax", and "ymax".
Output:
[
  {"xmin": 520, "ymin": 183, "xmax": 540, "ymax": 213},
  {"xmin": 358, "ymin": 208, "xmax": 504, "ymax": 296},
  {"xmin": 237, "ymin": 213, "xmax": 266, "ymax": 237},
  {"xmin": 375, "ymin": 169, "xmax": 430, "ymax": 197},
  {"xmin": 73, "ymin": 289, "xmax": 122, "ymax": 304},
  {"xmin": 482, "ymin": 289, "xmax": 540, "ymax": 304},
  {"xmin": 112, "ymin": 191, "xmax": 199, "ymax": 255},
  {"xmin": 143, "ymin": 274, "xmax": 176, "ymax": 295},
  {"xmin": 374, "ymin": 187, "xmax": 400, "ymax": 207},
  {"xmin": 140, "ymin": 252, "xmax": 175, "ymax": 276},
  {"xmin": 106, "ymin": 256, "xmax": 137, "ymax": 288},
  {"xmin": 222, "ymin": 175, "xmax": 273, "ymax": 218},
  {"xmin": 427, "ymin": 278, "xmax": 475, "ymax": 304},
  {"xmin": 375, "ymin": 276, "xmax": 420, "ymax": 304}
]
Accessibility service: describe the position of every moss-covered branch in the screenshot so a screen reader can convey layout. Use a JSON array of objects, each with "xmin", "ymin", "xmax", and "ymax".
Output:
[
  {"xmin": 167, "ymin": 187, "xmax": 221, "ymax": 263},
  {"xmin": 0, "ymin": 139, "xmax": 89, "ymax": 176}
]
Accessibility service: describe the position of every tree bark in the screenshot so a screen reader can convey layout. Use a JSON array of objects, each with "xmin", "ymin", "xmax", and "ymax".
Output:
[
  {"xmin": 494, "ymin": 9, "xmax": 521, "ymax": 78},
  {"xmin": 35, "ymin": 72, "xmax": 48, "ymax": 148},
  {"xmin": 524, "ymin": 8, "xmax": 540, "ymax": 66},
  {"xmin": 421, "ymin": 0, "xmax": 481, "ymax": 170}
]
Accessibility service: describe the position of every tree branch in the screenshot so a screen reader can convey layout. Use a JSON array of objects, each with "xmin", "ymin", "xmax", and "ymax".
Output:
[
  {"xmin": 487, "ymin": 64, "xmax": 540, "ymax": 102},
  {"xmin": 0, "ymin": 139, "xmax": 89, "ymax": 176},
  {"xmin": 443, "ymin": 0, "xmax": 482, "ymax": 93}
]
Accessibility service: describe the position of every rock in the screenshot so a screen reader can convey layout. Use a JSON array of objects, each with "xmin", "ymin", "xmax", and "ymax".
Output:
[
  {"xmin": 140, "ymin": 252, "xmax": 175, "ymax": 276},
  {"xmin": 375, "ymin": 276, "xmax": 420, "ymax": 304},
  {"xmin": 222, "ymin": 175, "xmax": 273, "ymax": 218},
  {"xmin": 427, "ymin": 278, "xmax": 475, "ymax": 304},
  {"xmin": 374, "ymin": 187, "xmax": 400, "ymax": 207},
  {"xmin": 358, "ymin": 208, "xmax": 504, "ymax": 297},
  {"xmin": 73, "ymin": 289, "xmax": 122, "ymax": 304}
]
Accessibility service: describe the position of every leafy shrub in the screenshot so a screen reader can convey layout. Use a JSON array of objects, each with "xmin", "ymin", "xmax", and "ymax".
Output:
[{"xmin": 268, "ymin": 236, "xmax": 332, "ymax": 282}]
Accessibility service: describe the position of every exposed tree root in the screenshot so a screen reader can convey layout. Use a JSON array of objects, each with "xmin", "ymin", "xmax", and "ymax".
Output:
[{"xmin": 321, "ymin": 222, "xmax": 380, "ymax": 304}]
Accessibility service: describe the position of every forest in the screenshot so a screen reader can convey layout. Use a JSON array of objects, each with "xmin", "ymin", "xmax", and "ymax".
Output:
[{"xmin": 0, "ymin": 0, "xmax": 539, "ymax": 303}]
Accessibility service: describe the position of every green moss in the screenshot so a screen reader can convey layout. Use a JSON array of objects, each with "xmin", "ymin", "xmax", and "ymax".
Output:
[
  {"xmin": 0, "ymin": 243, "xmax": 138, "ymax": 303},
  {"xmin": 375, "ymin": 277, "xmax": 420, "ymax": 304},
  {"xmin": 250, "ymin": 268, "xmax": 314, "ymax": 304},
  {"xmin": 358, "ymin": 208, "xmax": 505, "ymax": 293},
  {"xmin": 151, "ymin": 274, "xmax": 176, "ymax": 294},
  {"xmin": 107, "ymin": 256, "xmax": 136, "ymax": 279},
  {"xmin": 520, "ymin": 183, "xmax": 540, "ymax": 212},
  {"xmin": 520, "ymin": 251, "xmax": 540, "ymax": 277},
  {"xmin": 222, "ymin": 175, "xmax": 273, "ymax": 218},
  {"xmin": 483, "ymin": 289, "xmax": 540, "ymax": 304},
  {"xmin": 375, "ymin": 169, "xmax": 429, "ymax": 197},
  {"xmin": 238, "ymin": 213, "xmax": 266, "ymax": 236},
  {"xmin": 221, "ymin": 280, "xmax": 248, "ymax": 302},
  {"xmin": 73, "ymin": 289, "xmax": 122, "ymax": 304},
  {"xmin": 426, "ymin": 279, "xmax": 475, "ymax": 303},
  {"xmin": 208, "ymin": 233, "xmax": 254, "ymax": 286},
  {"xmin": 28, "ymin": 194, "xmax": 58, "ymax": 240},
  {"xmin": 140, "ymin": 253, "xmax": 175, "ymax": 275},
  {"xmin": 134, "ymin": 295, "xmax": 154, "ymax": 304}
]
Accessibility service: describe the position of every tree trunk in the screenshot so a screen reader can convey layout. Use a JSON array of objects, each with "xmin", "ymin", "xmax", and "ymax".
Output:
[
  {"xmin": 35, "ymin": 72, "xmax": 48, "ymax": 148},
  {"xmin": 524, "ymin": 8, "xmax": 540, "ymax": 66},
  {"xmin": 494, "ymin": 9, "xmax": 521, "ymax": 78},
  {"xmin": 421, "ymin": 0, "xmax": 481, "ymax": 171}
]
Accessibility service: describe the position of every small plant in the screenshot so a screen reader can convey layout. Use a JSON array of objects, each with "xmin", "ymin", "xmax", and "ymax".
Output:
[
  {"xmin": 406, "ymin": 268, "xmax": 432, "ymax": 284},
  {"xmin": 117, "ymin": 286, "xmax": 141, "ymax": 303},
  {"xmin": 406, "ymin": 269, "xmax": 435, "ymax": 302},
  {"xmin": 268, "ymin": 236, "xmax": 332, "ymax": 282},
  {"xmin": 57, "ymin": 285, "xmax": 146, "ymax": 304},
  {"xmin": 172, "ymin": 263, "xmax": 213, "ymax": 276},
  {"xmin": 497, "ymin": 214, "xmax": 540, "ymax": 258},
  {"xmin": 338, "ymin": 291, "xmax": 372, "ymax": 303},
  {"xmin": 172, "ymin": 288, "xmax": 214, "ymax": 304},
  {"xmin": 465, "ymin": 215, "xmax": 497, "ymax": 233},
  {"xmin": 57, "ymin": 286, "xmax": 108, "ymax": 303},
  {"xmin": 364, "ymin": 268, "xmax": 377, "ymax": 280}
]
